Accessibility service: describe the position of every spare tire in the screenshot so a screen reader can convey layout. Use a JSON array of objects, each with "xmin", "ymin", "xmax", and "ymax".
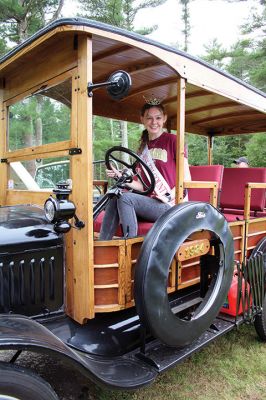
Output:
[{"xmin": 134, "ymin": 201, "xmax": 234, "ymax": 347}]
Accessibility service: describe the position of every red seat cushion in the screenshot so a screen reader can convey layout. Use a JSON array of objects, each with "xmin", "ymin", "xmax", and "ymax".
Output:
[
  {"xmin": 223, "ymin": 212, "xmax": 257, "ymax": 222},
  {"xmin": 255, "ymin": 211, "xmax": 266, "ymax": 218},
  {"xmin": 94, "ymin": 211, "xmax": 154, "ymax": 237},
  {"xmin": 94, "ymin": 211, "xmax": 123, "ymax": 236},
  {"xmin": 221, "ymin": 208, "xmax": 256, "ymax": 217},
  {"xmin": 223, "ymin": 213, "xmax": 245, "ymax": 222}
]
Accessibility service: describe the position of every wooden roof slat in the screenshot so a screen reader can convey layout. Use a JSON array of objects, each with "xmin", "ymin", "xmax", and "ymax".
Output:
[
  {"xmin": 126, "ymin": 59, "xmax": 164, "ymax": 75},
  {"xmin": 212, "ymin": 120, "xmax": 266, "ymax": 135},
  {"xmin": 94, "ymin": 59, "xmax": 164, "ymax": 83},
  {"xmin": 162, "ymin": 95, "xmax": 177, "ymax": 106},
  {"xmin": 186, "ymin": 90, "xmax": 213, "ymax": 99},
  {"xmin": 192, "ymin": 110, "xmax": 262, "ymax": 125},
  {"xmin": 121, "ymin": 76, "xmax": 177, "ymax": 101},
  {"xmin": 93, "ymin": 44, "xmax": 132, "ymax": 62}
]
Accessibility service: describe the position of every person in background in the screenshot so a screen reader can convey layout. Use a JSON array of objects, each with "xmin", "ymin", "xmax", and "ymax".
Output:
[
  {"xmin": 99, "ymin": 101, "xmax": 191, "ymax": 240},
  {"xmin": 233, "ymin": 156, "xmax": 249, "ymax": 168}
]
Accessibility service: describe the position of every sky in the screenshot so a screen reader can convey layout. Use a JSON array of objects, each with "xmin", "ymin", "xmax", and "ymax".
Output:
[
  {"xmin": 134, "ymin": 0, "xmax": 262, "ymax": 55},
  {"xmin": 63, "ymin": 0, "xmax": 263, "ymax": 56}
]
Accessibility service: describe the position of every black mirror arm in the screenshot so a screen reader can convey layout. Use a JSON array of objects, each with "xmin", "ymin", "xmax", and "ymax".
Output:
[{"xmin": 87, "ymin": 80, "xmax": 117, "ymax": 97}]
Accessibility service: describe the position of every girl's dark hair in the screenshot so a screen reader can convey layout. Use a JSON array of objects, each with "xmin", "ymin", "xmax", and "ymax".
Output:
[
  {"xmin": 138, "ymin": 103, "xmax": 166, "ymax": 153},
  {"xmin": 140, "ymin": 102, "xmax": 165, "ymax": 116}
]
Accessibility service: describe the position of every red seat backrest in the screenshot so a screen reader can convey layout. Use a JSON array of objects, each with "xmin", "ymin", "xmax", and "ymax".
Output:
[
  {"xmin": 188, "ymin": 165, "xmax": 224, "ymax": 202},
  {"xmin": 220, "ymin": 168, "xmax": 266, "ymax": 211}
]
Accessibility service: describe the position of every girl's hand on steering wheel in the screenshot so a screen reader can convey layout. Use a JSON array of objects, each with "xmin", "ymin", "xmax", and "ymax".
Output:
[{"xmin": 106, "ymin": 165, "xmax": 122, "ymax": 179}]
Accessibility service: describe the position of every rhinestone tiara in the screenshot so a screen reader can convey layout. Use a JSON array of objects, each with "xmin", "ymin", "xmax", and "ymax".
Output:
[{"xmin": 143, "ymin": 94, "xmax": 163, "ymax": 105}]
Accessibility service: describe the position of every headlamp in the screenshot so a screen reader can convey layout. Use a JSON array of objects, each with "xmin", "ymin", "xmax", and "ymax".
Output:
[{"xmin": 44, "ymin": 181, "xmax": 76, "ymax": 233}]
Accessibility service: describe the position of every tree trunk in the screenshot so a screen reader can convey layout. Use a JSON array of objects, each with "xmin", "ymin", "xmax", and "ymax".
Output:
[
  {"xmin": 24, "ymin": 117, "xmax": 36, "ymax": 177},
  {"xmin": 120, "ymin": 120, "xmax": 129, "ymax": 163},
  {"xmin": 35, "ymin": 96, "xmax": 43, "ymax": 147}
]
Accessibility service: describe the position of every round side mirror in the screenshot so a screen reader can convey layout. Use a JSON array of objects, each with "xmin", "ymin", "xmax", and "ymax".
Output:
[{"xmin": 107, "ymin": 70, "xmax": 132, "ymax": 100}]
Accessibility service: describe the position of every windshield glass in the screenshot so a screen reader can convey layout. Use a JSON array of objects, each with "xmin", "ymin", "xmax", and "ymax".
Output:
[
  {"xmin": 8, "ymin": 79, "xmax": 71, "ymax": 151},
  {"xmin": 9, "ymin": 157, "xmax": 70, "ymax": 190}
]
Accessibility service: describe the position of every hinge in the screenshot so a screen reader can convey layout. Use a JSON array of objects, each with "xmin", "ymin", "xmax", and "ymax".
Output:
[{"xmin": 69, "ymin": 148, "xmax": 82, "ymax": 156}]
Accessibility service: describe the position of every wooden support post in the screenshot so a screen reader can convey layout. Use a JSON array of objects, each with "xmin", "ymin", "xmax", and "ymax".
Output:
[
  {"xmin": 66, "ymin": 34, "xmax": 95, "ymax": 322},
  {"xmin": 244, "ymin": 182, "xmax": 266, "ymax": 220},
  {"xmin": 207, "ymin": 135, "xmax": 213, "ymax": 165},
  {"xmin": 244, "ymin": 185, "xmax": 251, "ymax": 220},
  {"xmin": 176, "ymin": 77, "xmax": 186, "ymax": 204},
  {"xmin": 0, "ymin": 83, "xmax": 7, "ymax": 206}
]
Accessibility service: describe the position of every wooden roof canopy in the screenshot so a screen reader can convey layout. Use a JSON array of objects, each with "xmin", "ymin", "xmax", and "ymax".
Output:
[{"xmin": 0, "ymin": 18, "xmax": 265, "ymax": 137}]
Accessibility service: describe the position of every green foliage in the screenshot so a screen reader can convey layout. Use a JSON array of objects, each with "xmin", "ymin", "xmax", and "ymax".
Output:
[
  {"xmin": 248, "ymin": 39, "xmax": 266, "ymax": 91},
  {"xmin": 0, "ymin": 25, "xmax": 8, "ymax": 56},
  {"xmin": 93, "ymin": 115, "xmax": 141, "ymax": 161},
  {"xmin": 180, "ymin": 0, "xmax": 192, "ymax": 52},
  {"xmin": 8, "ymin": 95, "xmax": 70, "ymax": 150},
  {"xmin": 0, "ymin": 0, "xmax": 64, "ymax": 46},
  {"xmin": 213, "ymin": 134, "xmax": 251, "ymax": 167},
  {"xmin": 246, "ymin": 133, "xmax": 266, "ymax": 167},
  {"xmin": 78, "ymin": 0, "xmax": 166, "ymax": 32},
  {"xmin": 186, "ymin": 133, "xmax": 208, "ymax": 165},
  {"xmin": 203, "ymin": 39, "xmax": 229, "ymax": 69}
]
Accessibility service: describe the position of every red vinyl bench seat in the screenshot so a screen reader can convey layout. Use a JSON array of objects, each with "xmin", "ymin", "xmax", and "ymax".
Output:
[
  {"xmin": 94, "ymin": 210, "xmax": 154, "ymax": 238},
  {"xmin": 220, "ymin": 167, "xmax": 266, "ymax": 222}
]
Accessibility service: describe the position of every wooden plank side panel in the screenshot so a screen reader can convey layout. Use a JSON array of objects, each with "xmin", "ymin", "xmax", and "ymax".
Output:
[
  {"xmin": 246, "ymin": 218, "xmax": 266, "ymax": 257},
  {"xmin": 5, "ymin": 190, "xmax": 51, "ymax": 206},
  {"xmin": 126, "ymin": 237, "xmax": 144, "ymax": 305},
  {"xmin": 229, "ymin": 221, "xmax": 245, "ymax": 263},
  {"xmin": 93, "ymin": 239, "xmax": 129, "ymax": 309}
]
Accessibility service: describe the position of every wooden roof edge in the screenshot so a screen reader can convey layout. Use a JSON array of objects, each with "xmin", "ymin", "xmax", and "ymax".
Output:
[{"xmin": 0, "ymin": 18, "xmax": 265, "ymax": 98}]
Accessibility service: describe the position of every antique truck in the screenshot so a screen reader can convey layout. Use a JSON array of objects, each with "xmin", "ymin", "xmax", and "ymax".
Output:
[{"xmin": 0, "ymin": 18, "xmax": 265, "ymax": 399}]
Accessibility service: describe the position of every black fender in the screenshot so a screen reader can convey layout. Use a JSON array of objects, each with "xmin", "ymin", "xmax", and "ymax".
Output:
[
  {"xmin": 134, "ymin": 201, "xmax": 234, "ymax": 347},
  {"xmin": 0, "ymin": 314, "xmax": 156, "ymax": 389}
]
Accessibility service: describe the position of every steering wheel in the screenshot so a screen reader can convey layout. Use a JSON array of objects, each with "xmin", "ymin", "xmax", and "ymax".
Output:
[{"xmin": 105, "ymin": 146, "xmax": 155, "ymax": 195}]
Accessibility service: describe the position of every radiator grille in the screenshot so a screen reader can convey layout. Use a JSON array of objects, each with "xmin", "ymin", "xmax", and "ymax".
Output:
[{"xmin": 0, "ymin": 246, "xmax": 63, "ymax": 316}]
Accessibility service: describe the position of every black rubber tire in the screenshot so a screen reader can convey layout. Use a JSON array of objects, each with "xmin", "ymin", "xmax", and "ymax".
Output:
[
  {"xmin": 134, "ymin": 201, "xmax": 234, "ymax": 347},
  {"xmin": 251, "ymin": 237, "xmax": 266, "ymax": 341},
  {"xmin": 0, "ymin": 362, "xmax": 59, "ymax": 400}
]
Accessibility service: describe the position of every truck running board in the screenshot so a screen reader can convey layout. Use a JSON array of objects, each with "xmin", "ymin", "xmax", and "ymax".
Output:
[{"xmin": 134, "ymin": 315, "xmax": 240, "ymax": 372}]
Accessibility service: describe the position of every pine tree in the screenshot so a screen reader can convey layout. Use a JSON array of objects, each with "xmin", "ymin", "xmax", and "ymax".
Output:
[{"xmin": 0, "ymin": 0, "xmax": 64, "ymax": 49}]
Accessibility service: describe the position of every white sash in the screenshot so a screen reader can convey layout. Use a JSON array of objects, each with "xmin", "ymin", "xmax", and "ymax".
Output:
[{"xmin": 140, "ymin": 145, "xmax": 176, "ymax": 206}]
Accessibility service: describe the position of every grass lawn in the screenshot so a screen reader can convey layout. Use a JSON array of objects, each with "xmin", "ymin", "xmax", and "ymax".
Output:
[{"xmin": 96, "ymin": 323, "xmax": 266, "ymax": 400}]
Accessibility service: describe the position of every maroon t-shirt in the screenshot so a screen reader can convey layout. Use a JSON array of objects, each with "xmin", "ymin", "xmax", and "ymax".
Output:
[{"xmin": 140, "ymin": 132, "xmax": 187, "ymax": 190}]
